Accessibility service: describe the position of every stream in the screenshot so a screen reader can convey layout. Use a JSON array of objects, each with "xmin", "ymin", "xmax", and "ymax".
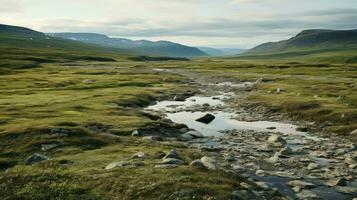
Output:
[{"xmin": 145, "ymin": 69, "xmax": 357, "ymax": 200}]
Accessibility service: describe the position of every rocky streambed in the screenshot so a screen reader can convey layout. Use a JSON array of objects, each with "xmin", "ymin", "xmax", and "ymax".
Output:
[{"xmin": 144, "ymin": 69, "xmax": 357, "ymax": 200}]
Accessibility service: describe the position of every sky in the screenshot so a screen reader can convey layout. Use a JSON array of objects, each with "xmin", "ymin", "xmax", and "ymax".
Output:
[{"xmin": 1, "ymin": 0, "xmax": 357, "ymax": 48}]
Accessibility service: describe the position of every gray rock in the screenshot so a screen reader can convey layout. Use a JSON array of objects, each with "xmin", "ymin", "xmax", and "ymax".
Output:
[
  {"xmin": 200, "ymin": 156, "xmax": 217, "ymax": 170},
  {"xmin": 255, "ymin": 170, "xmax": 265, "ymax": 176},
  {"xmin": 131, "ymin": 152, "xmax": 146, "ymax": 159},
  {"xmin": 327, "ymin": 178, "xmax": 348, "ymax": 187},
  {"xmin": 224, "ymin": 152, "xmax": 236, "ymax": 162},
  {"xmin": 255, "ymin": 182, "xmax": 270, "ymax": 190},
  {"xmin": 296, "ymin": 190, "xmax": 318, "ymax": 199},
  {"xmin": 345, "ymin": 154, "xmax": 357, "ymax": 165},
  {"xmin": 195, "ymin": 113, "xmax": 215, "ymax": 124},
  {"xmin": 287, "ymin": 180, "xmax": 316, "ymax": 189},
  {"xmin": 132, "ymin": 130, "xmax": 139, "ymax": 136},
  {"xmin": 307, "ymin": 163, "xmax": 319, "ymax": 170},
  {"xmin": 189, "ymin": 159, "xmax": 206, "ymax": 169},
  {"xmin": 350, "ymin": 129, "xmax": 357, "ymax": 135},
  {"xmin": 25, "ymin": 153, "xmax": 49, "ymax": 165},
  {"xmin": 278, "ymin": 147, "xmax": 293, "ymax": 157},
  {"xmin": 142, "ymin": 136, "xmax": 162, "ymax": 142},
  {"xmin": 105, "ymin": 161, "xmax": 131, "ymax": 170},
  {"xmin": 163, "ymin": 149, "xmax": 182, "ymax": 160},
  {"xmin": 184, "ymin": 130, "xmax": 204, "ymax": 138},
  {"xmin": 160, "ymin": 158, "xmax": 184, "ymax": 165},
  {"xmin": 266, "ymin": 152, "xmax": 280, "ymax": 164},
  {"xmin": 180, "ymin": 133, "xmax": 194, "ymax": 140},
  {"xmin": 41, "ymin": 143, "xmax": 59, "ymax": 151},
  {"xmin": 267, "ymin": 134, "xmax": 286, "ymax": 146}
]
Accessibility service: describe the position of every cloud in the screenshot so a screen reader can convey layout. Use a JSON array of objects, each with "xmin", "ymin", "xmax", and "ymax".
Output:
[
  {"xmin": 1, "ymin": 0, "xmax": 357, "ymax": 48},
  {"xmin": 0, "ymin": 0, "xmax": 22, "ymax": 13}
]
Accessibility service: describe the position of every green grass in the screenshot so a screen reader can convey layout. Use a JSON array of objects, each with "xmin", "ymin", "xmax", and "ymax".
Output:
[{"xmin": 1, "ymin": 28, "xmax": 356, "ymax": 199}]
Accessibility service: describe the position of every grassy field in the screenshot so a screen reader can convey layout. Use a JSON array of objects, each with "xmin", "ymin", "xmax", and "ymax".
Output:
[
  {"xmin": 1, "ymin": 52, "xmax": 261, "ymax": 199},
  {"xmin": 1, "ymin": 36, "xmax": 356, "ymax": 199}
]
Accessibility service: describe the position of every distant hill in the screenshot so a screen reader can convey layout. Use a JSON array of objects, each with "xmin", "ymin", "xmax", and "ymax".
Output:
[
  {"xmin": 0, "ymin": 24, "xmax": 130, "ymax": 53},
  {"xmin": 0, "ymin": 24, "xmax": 133, "ymax": 71},
  {"xmin": 198, "ymin": 47, "xmax": 246, "ymax": 56},
  {"xmin": 239, "ymin": 29, "xmax": 357, "ymax": 63},
  {"xmin": 50, "ymin": 33, "xmax": 208, "ymax": 57}
]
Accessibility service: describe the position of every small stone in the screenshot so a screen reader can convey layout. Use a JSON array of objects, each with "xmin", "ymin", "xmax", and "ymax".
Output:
[
  {"xmin": 292, "ymin": 186, "xmax": 302, "ymax": 193},
  {"xmin": 351, "ymin": 129, "xmax": 357, "ymax": 135},
  {"xmin": 189, "ymin": 159, "xmax": 206, "ymax": 169},
  {"xmin": 327, "ymin": 178, "xmax": 348, "ymax": 187},
  {"xmin": 41, "ymin": 143, "xmax": 59, "ymax": 151},
  {"xmin": 25, "ymin": 153, "xmax": 49, "ymax": 165},
  {"xmin": 200, "ymin": 156, "xmax": 217, "ymax": 170},
  {"xmin": 105, "ymin": 161, "xmax": 130, "ymax": 170},
  {"xmin": 163, "ymin": 149, "xmax": 182, "ymax": 160},
  {"xmin": 195, "ymin": 114, "xmax": 215, "ymax": 124},
  {"xmin": 132, "ymin": 130, "xmax": 139, "ymax": 136},
  {"xmin": 278, "ymin": 147, "xmax": 293, "ymax": 157},
  {"xmin": 307, "ymin": 163, "xmax": 319, "ymax": 170},
  {"xmin": 184, "ymin": 130, "xmax": 204, "ymax": 138},
  {"xmin": 345, "ymin": 154, "xmax": 357, "ymax": 165},
  {"xmin": 255, "ymin": 182, "xmax": 269, "ymax": 190},
  {"xmin": 142, "ymin": 136, "xmax": 162, "ymax": 142},
  {"xmin": 266, "ymin": 152, "xmax": 280, "ymax": 164},
  {"xmin": 131, "ymin": 152, "xmax": 146, "ymax": 159},
  {"xmin": 287, "ymin": 180, "xmax": 316, "ymax": 189},
  {"xmin": 296, "ymin": 127, "xmax": 310, "ymax": 132},
  {"xmin": 180, "ymin": 133, "xmax": 194, "ymax": 140},
  {"xmin": 296, "ymin": 190, "xmax": 318, "ymax": 199},
  {"xmin": 267, "ymin": 134, "xmax": 286, "ymax": 146},
  {"xmin": 255, "ymin": 170, "xmax": 265, "ymax": 176}
]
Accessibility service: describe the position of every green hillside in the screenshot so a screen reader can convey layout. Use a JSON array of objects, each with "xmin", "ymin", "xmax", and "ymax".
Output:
[
  {"xmin": 239, "ymin": 29, "xmax": 357, "ymax": 63},
  {"xmin": 0, "ymin": 24, "xmax": 132, "ymax": 71}
]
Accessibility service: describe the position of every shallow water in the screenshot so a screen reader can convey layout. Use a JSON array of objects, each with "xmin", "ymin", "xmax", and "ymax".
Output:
[{"xmin": 146, "ymin": 94, "xmax": 308, "ymax": 138}]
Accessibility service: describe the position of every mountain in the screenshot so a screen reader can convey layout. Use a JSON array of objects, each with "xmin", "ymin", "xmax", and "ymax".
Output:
[
  {"xmin": 0, "ymin": 24, "xmax": 130, "ymax": 53},
  {"xmin": 239, "ymin": 29, "xmax": 357, "ymax": 63},
  {"xmin": 198, "ymin": 47, "xmax": 246, "ymax": 56},
  {"xmin": 0, "ymin": 24, "xmax": 134, "ymax": 71},
  {"xmin": 50, "ymin": 33, "xmax": 208, "ymax": 57},
  {"xmin": 244, "ymin": 29, "xmax": 357, "ymax": 55}
]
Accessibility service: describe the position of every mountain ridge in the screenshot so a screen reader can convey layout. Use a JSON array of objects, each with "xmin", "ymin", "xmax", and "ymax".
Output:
[
  {"xmin": 50, "ymin": 32, "xmax": 208, "ymax": 57},
  {"xmin": 244, "ymin": 29, "xmax": 357, "ymax": 55}
]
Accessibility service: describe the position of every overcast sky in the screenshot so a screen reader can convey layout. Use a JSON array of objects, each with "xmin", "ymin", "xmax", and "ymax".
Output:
[{"xmin": 1, "ymin": 0, "xmax": 357, "ymax": 48}]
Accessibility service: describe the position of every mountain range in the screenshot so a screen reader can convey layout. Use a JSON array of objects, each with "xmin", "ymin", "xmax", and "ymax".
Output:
[{"xmin": 49, "ymin": 33, "xmax": 207, "ymax": 57}]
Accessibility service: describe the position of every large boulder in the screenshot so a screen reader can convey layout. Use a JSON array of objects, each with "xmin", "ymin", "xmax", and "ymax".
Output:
[
  {"xmin": 195, "ymin": 114, "xmax": 215, "ymax": 124},
  {"xmin": 25, "ymin": 153, "xmax": 49, "ymax": 165}
]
